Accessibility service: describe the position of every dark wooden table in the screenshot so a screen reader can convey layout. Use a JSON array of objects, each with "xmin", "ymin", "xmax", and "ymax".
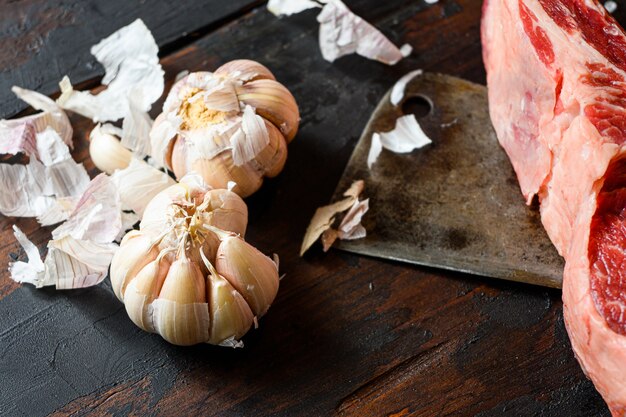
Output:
[{"xmin": 0, "ymin": 1, "xmax": 621, "ymax": 415}]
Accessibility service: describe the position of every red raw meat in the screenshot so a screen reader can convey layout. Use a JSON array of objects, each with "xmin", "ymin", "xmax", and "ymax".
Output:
[{"xmin": 482, "ymin": 0, "xmax": 626, "ymax": 414}]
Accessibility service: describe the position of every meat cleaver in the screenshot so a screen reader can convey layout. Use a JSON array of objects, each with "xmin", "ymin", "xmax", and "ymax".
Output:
[{"xmin": 332, "ymin": 72, "xmax": 564, "ymax": 288}]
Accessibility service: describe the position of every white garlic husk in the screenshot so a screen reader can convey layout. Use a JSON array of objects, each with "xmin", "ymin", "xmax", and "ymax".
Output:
[
  {"xmin": 89, "ymin": 124, "xmax": 131, "ymax": 174},
  {"xmin": 149, "ymin": 59, "xmax": 299, "ymax": 197},
  {"xmin": 110, "ymin": 175, "xmax": 279, "ymax": 346}
]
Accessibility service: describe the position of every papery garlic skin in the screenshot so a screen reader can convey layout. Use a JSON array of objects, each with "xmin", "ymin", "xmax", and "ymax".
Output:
[
  {"xmin": 110, "ymin": 178, "xmax": 279, "ymax": 346},
  {"xmin": 150, "ymin": 60, "xmax": 300, "ymax": 197}
]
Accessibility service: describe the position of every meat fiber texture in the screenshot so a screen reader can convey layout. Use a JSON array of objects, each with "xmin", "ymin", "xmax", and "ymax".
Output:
[{"xmin": 482, "ymin": 0, "xmax": 626, "ymax": 414}]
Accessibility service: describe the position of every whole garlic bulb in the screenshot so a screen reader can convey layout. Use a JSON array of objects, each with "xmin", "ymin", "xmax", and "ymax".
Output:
[
  {"xmin": 150, "ymin": 59, "xmax": 300, "ymax": 197},
  {"xmin": 110, "ymin": 176, "xmax": 280, "ymax": 346}
]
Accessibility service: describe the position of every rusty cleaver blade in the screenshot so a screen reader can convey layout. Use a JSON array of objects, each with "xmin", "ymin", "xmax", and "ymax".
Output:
[{"xmin": 332, "ymin": 72, "xmax": 564, "ymax": 288}]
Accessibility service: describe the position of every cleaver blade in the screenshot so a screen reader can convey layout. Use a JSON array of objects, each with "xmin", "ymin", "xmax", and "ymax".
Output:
[{"xmin": 332, "ymin": 72, "xmax": 564, "ymax": 288}]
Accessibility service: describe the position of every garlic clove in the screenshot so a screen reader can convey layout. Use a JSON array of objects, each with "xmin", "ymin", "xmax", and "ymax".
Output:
[
  {"xmin": 191, "ymin": 152, "xmax": 264, "ymax": 198},
  {"xmin": 235, "ymin": 79, "xmax": 300, "ymax": 142},
  {"xmin": 150, "ymin": 298, "xmax": 210, "ymax": 346},
  {"xmin": 198, "ymin": 189, "xmax": 248, "ymax": 237},
  {"xmin": 170, "ymin": 135, "xmax": 189, "ymax": 180},
  {"xmin": 159, "ymin": 255, "xmax": 206, "ymax": 304},
  {"xmin": 215, "ymin": 59, "xmax": 276, "ymax": 82},
  {"xmin": 89, "ymin": 124, "xmax": 132, "ymax": 174},
  {"xmin": 207, "ymin": 269, "xmax": 254, "ymax": 345},
  {"xmin": 123, "ymin": 254, "xmax": 171, "ymax": 332},
  {"xmin": 215, "ymin": 236, "xmax": 279, "ymax": 317},
  {"xmin": 189, "ymin": 235, "xmax": 221, "ymax": 274},
  {"xmin": 153, "ymin": 255, "xmax": 209, "ymax": 345},
  {"xmin": 150, "ymin": 112, "xmax": 177, "ymax": 170},
  {"xmin": 110, "ymin": 231, "xmax": 159, "ymax": 301},
  {"xmin": 254, "ymin": 121, "xmax": 288, "ymax": 178}
]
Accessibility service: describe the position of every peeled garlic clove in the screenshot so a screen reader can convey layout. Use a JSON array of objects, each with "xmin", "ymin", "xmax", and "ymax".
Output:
[
  {"xmin": 191, "ymin": 152, "xmax": 264, "ymax": 198},
  {"xmin": 207, "ymin": 270, "xmax": 254, "ymax": 345},
  {"xmin": 110, "ymin": 231, "xmax": 159, "ymax": 301},
  {"xmin": 236, "ymin": 79, "xmax": 300, "ymax": 142},
  {"xmin": 254, "ymin": 121, "xmax": 288, "ymax": 178},
  {"xmin": 199, "ymin": 189, "xmax": 248, "ymax": 236},
  {"xmin": 215, "ymin": 59, "xmax": 276, "ymax": 82},
  {"xmin": 124, "ymin": 255, "xmax": 171, "ymax": 332},
  {"xmin": 215, "ymin": 236, "xmax": 279, "ymax": 317},
  {"xmin": 89, "ymin": 124, "xmax": 132, "ymax": 174}
]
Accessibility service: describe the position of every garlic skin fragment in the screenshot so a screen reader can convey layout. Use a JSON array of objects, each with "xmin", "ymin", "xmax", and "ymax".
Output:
[
  {"xmin": 268, "ymin": 0, "xmax": 321, "ymax": 16},
  {"xmin": 367, "ymin": 114, "xmax": 432, "ymax": 168},
  {"xmin": 111, "ymin": 179, "xmax": 279, "ymax": 346},
  {"xmin": 390, "ymin": 69, "xmax": 423, "ymax": 106},
  {"xmin": 0, "ymin": 128, "xmax": 89, "ymax": 222},
  {"xmin": 266, "ymin": 0, "xmax": 410, "ymax": 66},
  {"xmin": 89, "ymin": 124, "xmax": 132, "ymax": 174},
  {"xmin": 317, "ymin": 0, "xmax": 409, "ymax": 65},
  {"xmin": 0, "ymin": 86, "xmax": 73, "ymax": 156},
  {"xmin": 321, "ymin": 197, "xmax": 369, "ymax": 251},
  {"xmin": 150, "ymin": 60, "xmax": 300, "ymax": 197},
  {"xmin": 111, "ymin": 157, "xmax": 176, "ymax": 216},
  {"xmin": 57, "ymin": 19, "xmax": 164, "ymax": 123},
  {"xmin": 10, "ymin": 174, "xmax": 122, "ymax": 289},
  {"xmin": 300, "ymin": 180, "xmax": 367, "ymax": 255}
]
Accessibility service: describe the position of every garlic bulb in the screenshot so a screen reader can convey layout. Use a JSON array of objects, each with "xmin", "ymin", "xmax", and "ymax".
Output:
[
  {"xmin": 150, "ymin": 59, "xmax": 299, "ymax": 197},
  {"xmin": 110, "ymin": 176, "xmax": 280, "ymax": 346}
]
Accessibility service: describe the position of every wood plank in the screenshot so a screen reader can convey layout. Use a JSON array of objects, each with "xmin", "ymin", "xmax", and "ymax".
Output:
[
  {"xmin": 0, "ymin": 0, "xmax": 617, "ymax": 416},
  {"xmin": 0, "ymin": 0, "xmax": 263, "ymax": 118}
]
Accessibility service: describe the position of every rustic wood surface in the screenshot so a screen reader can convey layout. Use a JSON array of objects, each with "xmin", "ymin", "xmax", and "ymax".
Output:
[
  {"xmin": 0, "ymin": 0, "xmax": 263, "ymax": 118},
  {"xmin": 0, "ymin": 0, "xmax": 621, "ymax": 415}
]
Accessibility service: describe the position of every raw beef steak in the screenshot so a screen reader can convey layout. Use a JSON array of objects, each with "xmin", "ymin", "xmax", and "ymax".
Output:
[{"xmin": 482, "ymin": 0, "xmax": 626, "ymax": 414}]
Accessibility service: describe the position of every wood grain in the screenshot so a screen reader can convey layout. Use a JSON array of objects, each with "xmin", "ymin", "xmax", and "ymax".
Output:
[
  {"xmin": 0, "ymin": 0, "xmax": 616, "ymax": 416},
  {"xmin": 0, "ymin": 0, "xmax": 263, "ymax": 118}
]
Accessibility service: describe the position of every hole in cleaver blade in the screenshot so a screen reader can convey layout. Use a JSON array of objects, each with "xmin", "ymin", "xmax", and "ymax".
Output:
[{"xmin": 332, "ymin": 72, "xmax": 564, "ymax": 289}]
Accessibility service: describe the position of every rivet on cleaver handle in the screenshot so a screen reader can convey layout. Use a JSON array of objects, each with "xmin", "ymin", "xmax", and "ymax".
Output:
[{"xmin": 332, "ymin": 72, "xmax": 564, "ymax": 289}]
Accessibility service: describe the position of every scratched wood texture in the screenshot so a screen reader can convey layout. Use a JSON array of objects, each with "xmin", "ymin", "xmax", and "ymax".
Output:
[
  {"xmin": 0, "ymin": 0, "xmax": 621, "ymax": 416},
  {"xmin": 0, "ymin": 0, "xmax": 264, "ymax": 118}
]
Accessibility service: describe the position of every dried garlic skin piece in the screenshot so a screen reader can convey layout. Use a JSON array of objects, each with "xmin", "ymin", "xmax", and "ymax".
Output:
[
  {"xmin": 110, "ymin": 179, "xmax": 279, "ymax": 346},
  {"xmin": 150, "ymin": 59, "xmax": 300, "ymax": 197},
  {"xmin": 300, "ymin": 180, "xmax": 368, "ymax": 255}
]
